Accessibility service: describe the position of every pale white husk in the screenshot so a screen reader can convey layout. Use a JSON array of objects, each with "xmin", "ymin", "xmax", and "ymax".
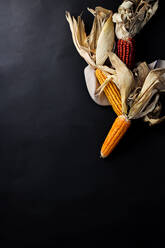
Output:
[
  {"xmin": 96, "ymin": 13, "xmax": 115, "ymax": 65},
  {"xmin": 113, "ymin": 0, "xmax": 159, "ymax": 39},
  {"xmin": 84, "ymin": 65, "xmax": 109, "ymax": 106}
]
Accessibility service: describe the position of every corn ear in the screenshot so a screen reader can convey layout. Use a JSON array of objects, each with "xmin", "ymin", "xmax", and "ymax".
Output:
[
  {"xmin": 117, "ymin": 38, "xmax": 135, "ymax": 69},
  {"xmin": 95, "ymin": 69, "xmax": 122, "ymax": 116},
  {"xmin": 101, "ymin": 115, "xmax": 131, "ymax": 158}
]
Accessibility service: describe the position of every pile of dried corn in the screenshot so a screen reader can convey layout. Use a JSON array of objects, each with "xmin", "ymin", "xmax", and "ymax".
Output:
[{"xmin": 66, "ymin": 0, "xmax": 164, "ymax": 159}]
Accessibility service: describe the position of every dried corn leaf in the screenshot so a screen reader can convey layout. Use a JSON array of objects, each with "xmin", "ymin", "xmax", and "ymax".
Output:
[
  {"xmin": 88, "ymin": 17, "xmax": 98, "ymax": 51},
  {"xmin": 66, "ymin": 12, "xmax": 96, "ymax": 67},
  {"xmin": 77, "ymin": 16, "xmax": 88, "ymax": 47}
]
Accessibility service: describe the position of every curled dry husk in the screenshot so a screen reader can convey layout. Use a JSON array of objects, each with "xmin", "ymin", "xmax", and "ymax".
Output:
[
  {"xmin": 113, "ymin": 0, "xmax": 159, "ymax": 39},
  {"xmin": 128, "ymin": 65, "xmax": 165, "ymax": 125}
]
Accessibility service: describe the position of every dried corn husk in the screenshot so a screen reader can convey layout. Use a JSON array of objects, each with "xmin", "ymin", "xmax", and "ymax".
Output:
[
  {"xmin": 143, "ymin": 101, "xmax": 165, "ymax": 126},
  {"xmin": 144, "ymin": 115, "xmax": 165, "ymax": 126},
  {"xmin": 128, "ymin": 67, "xmax": 165, "ymax": 124},
  {"xmin": 65, "ymin": 11, "xmax": 96, "ymax": 67},
  {"xmin": 113, "ymin": 0, "xmax": 159, "ymax": 39},
  {"xmin": 87, "ymin": 7, "xmax": 112, "ymax": 54},
  {"xmin": 66, "ymin": 7, "xmax": 115, "ymax": 67},
  {"xmin": 133, "ymin": 62, "xmax": 150, "ymax": 87},
  {"xmin": 127, "ymin": 62, "xmax": 150, "ymax": 107},
  {"xmin": 108, "ymin": 52, "xmax": 135, "ymax": 114},
  {"xmin": 96, "ymin": 12, "xmax": 115, "ymax": 65}
]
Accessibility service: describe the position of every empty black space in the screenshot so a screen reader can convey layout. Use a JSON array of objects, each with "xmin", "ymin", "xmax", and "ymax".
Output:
[{"xmin": 0, "ymin": 0, "xmax": 165, "ymax": 247}]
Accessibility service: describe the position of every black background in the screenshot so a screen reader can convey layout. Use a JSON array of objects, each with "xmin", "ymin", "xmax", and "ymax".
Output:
[{"xmin": 0, "ymin": 0, "xmax": 165, "ymax": 247}]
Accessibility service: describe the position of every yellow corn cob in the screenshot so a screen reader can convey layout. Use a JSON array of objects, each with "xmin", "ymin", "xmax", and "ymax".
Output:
[
  {"xmin": 95, "ymin": 69, "xmax": 122, "ymax": 116},
  {"xmin": 101, "ymin": 115, "xmax": 131, "ymax": 158}
]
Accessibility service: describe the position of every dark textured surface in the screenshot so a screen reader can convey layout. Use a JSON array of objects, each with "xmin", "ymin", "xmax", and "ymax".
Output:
[{"xmin": 0, "ymin": 0, "xmax": 165, "ymax": 246}]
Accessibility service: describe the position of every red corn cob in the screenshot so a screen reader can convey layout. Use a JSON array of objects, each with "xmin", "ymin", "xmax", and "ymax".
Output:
[{"xmin": 117, "ymin": 38, "xmax": 135, "ymax": 69}]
